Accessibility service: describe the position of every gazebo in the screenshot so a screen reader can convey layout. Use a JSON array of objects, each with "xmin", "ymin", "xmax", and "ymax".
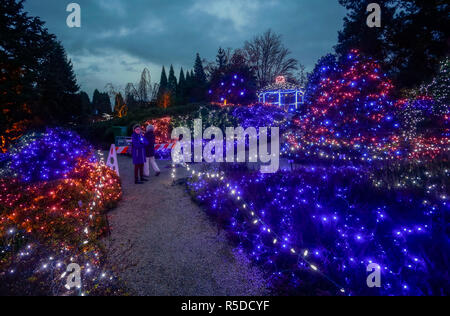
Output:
[{"xmin": 258, "ymin": 76, "xmax": 305, "ymax": 112}]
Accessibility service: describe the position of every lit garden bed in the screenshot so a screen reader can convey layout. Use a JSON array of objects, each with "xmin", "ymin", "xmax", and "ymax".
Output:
[
  {"xmin": 0, "ymin": 128, "xmax": 124, "ymax": 295},
  {"xmin": 186, "ymin": 165, "xmax": 449, "ymax": 296}
]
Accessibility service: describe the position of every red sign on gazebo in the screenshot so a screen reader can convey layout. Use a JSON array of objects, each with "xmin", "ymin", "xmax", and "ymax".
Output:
[{"xmin": 275, "ymin": 76, "xmax": 286, "ymax": 84}]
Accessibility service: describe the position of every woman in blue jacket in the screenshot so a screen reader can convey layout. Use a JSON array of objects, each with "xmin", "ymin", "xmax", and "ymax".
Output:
[{"xmin": 131, "ymin": 125, "xmax": 148, "ymax": 184}]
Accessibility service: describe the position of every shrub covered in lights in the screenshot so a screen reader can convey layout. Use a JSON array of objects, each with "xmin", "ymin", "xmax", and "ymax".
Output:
[
  {"xmin": 171, "ymin": 105, "xmax": 238, "ymax": 132},
  {"xmin": 304, "ymin": 54, "xmax": 339, "ymax": 106},
  {"xmin": 397, "ymin": 96, "xmax": 440, "ymax": 139},
  {"xmin": 208, "ymin": 51, "xmax": 257, "ymax": 106},
  {"xmin": 306, "ymin": 49, "xmax": 399, "ymax": 141},
  {"xmin": 0, "ymin": 161, "xmax": 121, "ymax": 242},
  {"xmin": 142, "ymin": 116, "xmax": 173, "ymax": 144},
  {"xmin": 171, "ymin": 104, "xmax": 289, "ymax": 133},
  {"xmin": 422, "ymin": 57, "xmax": 449, "ymax": 115},
  {"xmin": 0, "ymin": 128, "xmax": 123, "ymax": 295},
  {"xmin": 232, "ymin": 105, "xmax": 289, "ymax": 132},
  {"xmin": 187, "ymin": 166, "xmax": 449, "ymax": 296},
  {"xmin": 6, "ymin": 128, "xmax": 94, "ymax": 183},
  {"xmin": 283, "ymin": 50, "xmax": 414, "ymax": 162}
]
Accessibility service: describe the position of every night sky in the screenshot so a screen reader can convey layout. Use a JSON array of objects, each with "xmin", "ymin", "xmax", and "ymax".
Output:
[{"xmin": 24, "ymin": 0, "xmax": 347, "ymax": 97}]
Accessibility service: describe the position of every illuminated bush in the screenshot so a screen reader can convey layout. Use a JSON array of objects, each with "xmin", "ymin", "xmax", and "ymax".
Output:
[{"xmin": 7, "ymin": 128, "xmax": 93, "ymax": 183}]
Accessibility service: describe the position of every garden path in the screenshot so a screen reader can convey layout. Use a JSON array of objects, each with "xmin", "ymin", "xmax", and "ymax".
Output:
[{"xmin": 104, "ymin": 154, "xmax": 269, "ymax": 296}]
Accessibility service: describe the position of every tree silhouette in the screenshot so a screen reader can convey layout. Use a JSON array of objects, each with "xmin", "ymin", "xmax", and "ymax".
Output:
[
  {"xmin": 157, "ymin": 66, "xmax": 169, "ymax": 108},
  {"xmin": 209, "ymin": 50, "xmax": 257, "ymax": 105},
  {"xmin": 305, "ymin": 50, "xmax": 399, "ymax": 142},
  {"xmin": 79, "ymin": 91, "xmax": 93, "ymax": 117},
  {"xmin": 177, "ymin": 67, "xmax": 187, "ymax": 104},
  {"xmin": 336, "ymin": 0, "xmax": 449, "ymax": 89},
  {"xmin": 168, "ymin": 65, "xmax": 178, "ymax": 95},
  {"xmin": 138, "ymin": 68, "xmax": 152, "ymax": 104},
  {"xmin": 114, "ymin": 92, "xmax": 128, "ymax": 118},
  {"xmin": 0, "ymin": 0, "xmax": 84, "ymax": 151},
  {"xmin": 304, "ymin": 54, "xmax": 339, "ymax": 106},
  {"xmin": 244, "ymin": 29, "xmax": 298, "ymax": 88},
  {"xmin": 125, "ymin": 82, "xmax": 138, "ymax": 110},
  {"xmin": 192, "ymin": 53, "xmax": 207, "ymax": 102},
  {"xmin": 38, "ymin": 40, "xmax": 80, "ymax": 122},
  {"xmin": 216, "ymin": 47, "xmax": 228, "ymax": 70}
]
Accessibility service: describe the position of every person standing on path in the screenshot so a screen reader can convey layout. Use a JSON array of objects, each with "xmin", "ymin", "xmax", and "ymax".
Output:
[
  {"xmin": 144, "ymin": 125, "xmax": 161, "ymax": 177},
  {"xmin": 132, "ymin": 125, "xmax": 148, "ymax": 184}
]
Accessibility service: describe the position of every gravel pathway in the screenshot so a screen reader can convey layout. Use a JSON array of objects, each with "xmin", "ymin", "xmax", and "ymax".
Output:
[{"xmin": 104, "ymin": 154, "xmax": 269, "ymax": 296}]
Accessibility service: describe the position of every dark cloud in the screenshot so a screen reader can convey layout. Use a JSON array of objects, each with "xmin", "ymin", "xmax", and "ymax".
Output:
[{"xmin": 23, "ymin": 0, "xmax": 346, "ymax": 96}]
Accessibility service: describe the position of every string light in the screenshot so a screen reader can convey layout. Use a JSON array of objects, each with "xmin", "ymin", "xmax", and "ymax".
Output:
[
  {"xmin": 172, "ymin": 162, "xmax": 347, "ymax": 295},
  {"xmin": 282, "ymin": 50, "xmax": 449, "ymax": 163},
  {"xmin": 0, "ymin": 128, "xmax": 123, "ymax": 296},
  {"xmin": 172, "ymin": 157, "xmax": 447, "ymax": 295}
]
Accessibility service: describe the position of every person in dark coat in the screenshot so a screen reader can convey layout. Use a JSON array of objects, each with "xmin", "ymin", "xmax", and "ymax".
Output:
[
  {"xmin": 144, "ymin": 125, "xmax": 161, "ymax": 176},
  {"xmin": 131, "ymin": 125, "xmax": 148, "ymax": 184}
]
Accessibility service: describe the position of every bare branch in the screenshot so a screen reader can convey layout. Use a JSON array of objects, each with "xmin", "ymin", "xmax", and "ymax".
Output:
[{"xmin": 243, "ymin": 29, "xmax": 298, "ymax": 88}]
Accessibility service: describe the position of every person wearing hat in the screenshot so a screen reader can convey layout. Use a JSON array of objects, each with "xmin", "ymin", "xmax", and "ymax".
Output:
[
  {"xmin": 144, "ymin": 124, "xmax": 161, "ymax": 177},
  {"xmin": 131, "ymin": 124, "xmax": 148, "ymax": 184}
]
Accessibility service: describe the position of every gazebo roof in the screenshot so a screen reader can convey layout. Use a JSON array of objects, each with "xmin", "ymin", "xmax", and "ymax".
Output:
[{"xmin": 258, "ymin": 81, "xmax": 304, "ymax": 94}]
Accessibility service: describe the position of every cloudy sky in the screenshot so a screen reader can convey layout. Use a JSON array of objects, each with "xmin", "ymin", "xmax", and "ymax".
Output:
[{"xmin": 24, "ymin": 0, "xmax": 347, "ymax": 98}]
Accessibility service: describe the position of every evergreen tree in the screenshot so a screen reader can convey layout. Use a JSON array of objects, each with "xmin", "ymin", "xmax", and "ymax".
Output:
[
  {"xmin": 216, "ymin": 47, "xmax": 228, "ymax": 70},
  {"xmin": 190, "ymin": 70, "xmax": 196, "ymax": 102},
  {"xmin": 304, "ymin": 54, "xmax": 339, "ymax": 106},
  {"xmin": 168, "ymin": 65, "xmax": 178, "ymax": 95},
  {"xmin": 288, "ymin": 50, "xmax": 402, "ymax": 161},
  {"xmin": 177, "ymin": 68, "xmax": 187, "ymax": 105},
  {"xmin": 194, "ymin": 53, "xmax": 207, "ymax": 85},
  {"xmin": 336, "ymin": 1, "xmax": 394, "ymax": 65},
  {"xmin": 158, "ymin": 66, "xmax": 168, "ymax": 95},
  {"xmin": 0, "ymin": 0, "xmax": 55, "ymax": 150},
  {"xmin": 184, "ymin": 70, "xmax": 192, "ymax": 103},
  {"xmin": 192, "ymin": 54, "xmax": 208, "ymax": 102},
  {"xmin": 101, "ymin": 93, "xmax": 112, "ymax": 114},
  {"xmin": 336, "ymin": 0, "xmax": 449, "ymax": 89},
  {"xmin": 79, "ymin": 91, "xmax": 92, "ymax": 117},
  {"xmin": 38, "ymin": 39, "xmax": 80, "ymax": 122},
  {"xmin": 157, "ymin": 66, "xmax": 170, "ymax": 108},
  {"xmin": 209, "ymin": 50, "xmax": 257, "ymax": 105},
  {"xmin": 92, "ymin": 90, "xmax": 111, "ymax": 114},
  {"xmin": 92, "ymin": 89, "xmax": 101, "ymax": 114},
  {"xmin": 306, "ymin": 50, "xmax": 399, "ymax": 142}
]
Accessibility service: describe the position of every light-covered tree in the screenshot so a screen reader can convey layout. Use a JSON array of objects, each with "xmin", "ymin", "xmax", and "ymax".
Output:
[{"xmin": 114, "ymin": 92, "xmax": 127, "ymax": 118}]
